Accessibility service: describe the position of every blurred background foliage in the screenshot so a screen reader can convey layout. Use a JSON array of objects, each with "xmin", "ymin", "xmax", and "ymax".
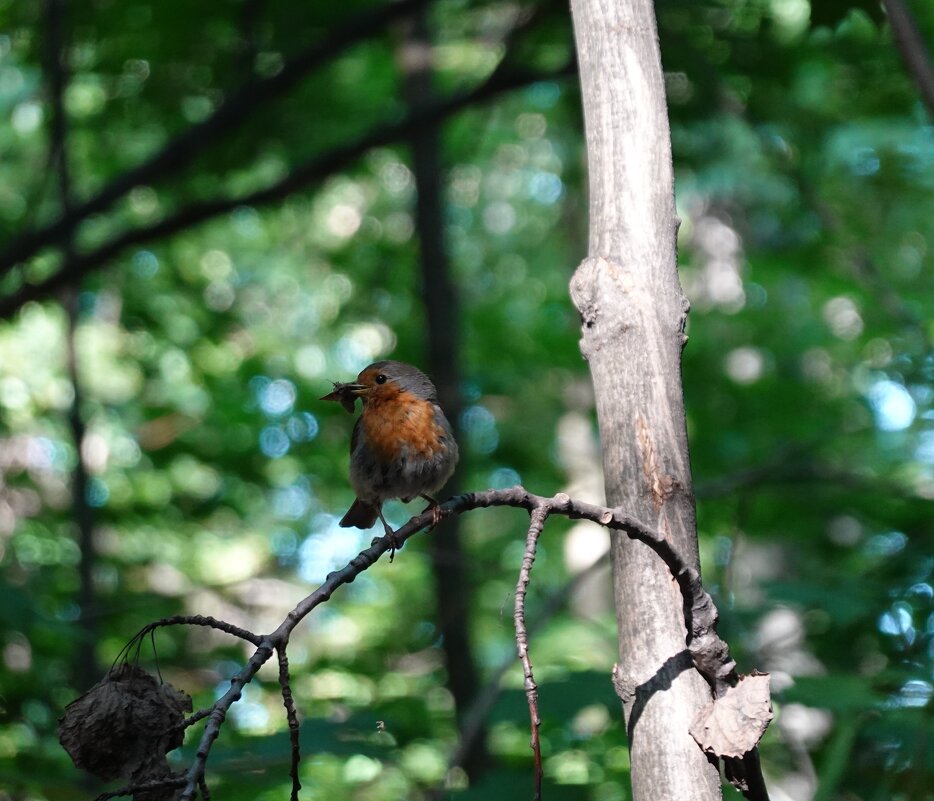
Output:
[{"xmin": 0, "ymin": 0, "xmax": 932, "ymax": 799}]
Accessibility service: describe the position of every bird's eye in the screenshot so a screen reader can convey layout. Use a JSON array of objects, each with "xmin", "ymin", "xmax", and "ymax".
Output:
[{"xmin": 375, "ymin": 374, "xmax": 387, "ymax": 385}]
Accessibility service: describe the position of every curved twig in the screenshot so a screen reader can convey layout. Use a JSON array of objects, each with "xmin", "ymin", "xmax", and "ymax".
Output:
[
  {"xmin": 428, "ymin": 556, "xmax": 611, "ymax": 798},
  {"xmin": 113, "ymin": 614, "xmax": 264, "ymax": 671},
  {"xmin": 277, "ymin": 647, "xmax": 302, "ymax": 801},
  {"xmin": 513, "ymin": 504, "xmax": 548, "ymax": 800}
]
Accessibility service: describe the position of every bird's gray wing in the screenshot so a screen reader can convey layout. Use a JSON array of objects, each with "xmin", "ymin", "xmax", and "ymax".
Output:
[{"xmin": 350, "ymin": 416, "xmax": 362, "ymax": 455}]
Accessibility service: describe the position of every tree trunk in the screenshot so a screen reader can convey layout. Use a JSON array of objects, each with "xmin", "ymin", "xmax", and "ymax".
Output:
[
  {"xmin": 568, "ymin": 1, "xmax": 722, "ymax": 799},
  {"xmin": 397, "ymin": 9, "xmax": 488, "ymax": 777},
  {"xmin": 45, "ymin": 0, "xmax": 100, "ymax": 692}
]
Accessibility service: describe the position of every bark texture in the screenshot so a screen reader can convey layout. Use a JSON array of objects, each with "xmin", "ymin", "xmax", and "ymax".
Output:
[{"xmin": 568, "ymin": 1, "xmax": 722, "ymax": 799}]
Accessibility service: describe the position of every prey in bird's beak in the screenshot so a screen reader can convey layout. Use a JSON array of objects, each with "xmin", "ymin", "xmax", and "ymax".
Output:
[{"xmin": 320, "ymin": 381, "xmax": 367, "ymax": 414}]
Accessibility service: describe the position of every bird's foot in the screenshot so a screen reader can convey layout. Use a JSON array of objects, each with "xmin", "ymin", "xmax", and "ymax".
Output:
[
  {"xmin": 378, "ymin": 512, "xmax": 400, "ymax": 562},
  {"xmin": 389, "ymin": 533, "xmax": 402, "ymax": 562},
  {"xmin": 419, "ymin": 494, "xmax": 443, "ymax": 531}
]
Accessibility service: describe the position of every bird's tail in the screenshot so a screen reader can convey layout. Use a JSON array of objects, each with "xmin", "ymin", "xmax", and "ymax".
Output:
[{"xmin": 340, "ymin": 498, "xmax": 380, "ymax": 529}]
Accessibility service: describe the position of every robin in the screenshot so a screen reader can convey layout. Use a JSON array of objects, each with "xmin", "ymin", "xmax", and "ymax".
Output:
[{"xmin": 321, "ymin": 360, "xmax": 459, "ymax": 548}]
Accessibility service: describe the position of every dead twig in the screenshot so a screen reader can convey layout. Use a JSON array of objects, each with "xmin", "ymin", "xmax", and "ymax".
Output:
[
  {"xmin": 513, "ymin": 504, "xmax": 549, "ymax": 800},
  {"xmin": 277, "ymin": 647, "xmax": 302, "ymax": 801}
]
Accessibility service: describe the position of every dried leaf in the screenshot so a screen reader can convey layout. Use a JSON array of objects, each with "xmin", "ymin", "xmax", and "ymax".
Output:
[
  {"xmin": 58, "ymin": 664, "xmax": 191, "ymax": 781},
  {"xmin": 690, "ymin": 672, "xmax": 773, "ymax": 758}
]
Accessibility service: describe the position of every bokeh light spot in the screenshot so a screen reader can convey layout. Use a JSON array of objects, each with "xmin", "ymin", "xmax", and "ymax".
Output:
[
  {"xmin": 461, "ymin": 405, "xmax": 499, "ymax": 455},
  {"xmin": 260, "ymin": 379, "xmax": 297, "ymax": 417},
  {"xmin": 298, "ymin": 515, "xmax": 367, "ymax": 584},
  {"xmin": 260, "ymin": 426, "xmax": 290, "ymax": 458},
  {"xmin": 287, "ymin": 412, "xmax": 319, "ymax": 442},
  {"xmin": 868, "ymin": 380, "xmax": 916, "ymax": 431},
  {"xmin": 489, "ymin": 467, "xmax": 521, "ymax": 489}
]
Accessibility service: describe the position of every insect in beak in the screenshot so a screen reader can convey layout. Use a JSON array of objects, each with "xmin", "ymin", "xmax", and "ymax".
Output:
[{"xmin": 320, "ymin": 382, "xmax": 367, "ymax": 414}]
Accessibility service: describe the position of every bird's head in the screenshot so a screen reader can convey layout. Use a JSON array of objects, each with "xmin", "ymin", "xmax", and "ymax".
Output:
[{"xmin": 320, "ymin": 360, "xmax": 438, "ymax": 413}]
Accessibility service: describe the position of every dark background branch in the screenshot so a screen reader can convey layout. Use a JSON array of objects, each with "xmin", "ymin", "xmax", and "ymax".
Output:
[
  {"xmin": 43, "ymin": 0, "xmax": 100, "ymax": 693},
  {"xmin": 398, "ymin": 2, "xmax": 488, "ymax": 778},
  {"xmin": 0, "ymin": 59, "xmax": 575, "ymax": 319},
  {"xmin": 0, "ymin": 0, "xmax": 433, "ymax": 276},
  {"xmin": 884, "ymin": 0, "xmax": 934, "ymax": 117}
]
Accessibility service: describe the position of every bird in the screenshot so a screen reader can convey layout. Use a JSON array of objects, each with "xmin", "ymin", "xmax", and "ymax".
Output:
[{"xmin": 320, "ymin": 360, "xmax": 459, "ymax": 553}]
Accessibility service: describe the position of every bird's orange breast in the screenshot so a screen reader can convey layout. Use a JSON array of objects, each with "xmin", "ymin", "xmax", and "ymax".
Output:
[{"xmin": 361, "ymin": 388, "xmax": 444, "ymax": 461}]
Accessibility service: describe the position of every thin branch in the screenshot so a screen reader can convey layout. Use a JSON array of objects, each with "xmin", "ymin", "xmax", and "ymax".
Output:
[
  {"xmin": 114, "ymin": 615, "xmax": 264, "ymax": 669},
  {"xmin": 183, "ymin": 708, "xmax": 213, "ymax": 729},
  {"xmin": 883, "ymin": 0, "xmax": 934, "ymax": 117},
  {"xmin": 541, "ymin": 492, "xmax": 736, "ymax": 692},
  {"xmin": 277, "ymin": 647, "xmax": 302, "ymax": 801},
  {"xmin": 177, "ymin": 524, "xmax": 420, "ymax": 799},
  {"xmin": 0, "ymin": 0, "xmax": 433, "ymax": 275},
  {"xmin": 181, "ymin": 641, "xmax": 276, "ymax": 801},
  {"xmin": 87, "ymin": 487, "xmax": 747, "ymax": 799},
  {"xmin": 431, "ymin": 556, "xmax": 611, "ymax": 796},
  {"xmin": 140, "ymin": 614, "xmax": 263, "ymax": 646},
  {"xmin": 0, "ymin": 58, "xmax": 575, "ymax": 319},
  {"xmin": 513, "ymin": 505, "xmax": 548, "ymax": 801}
]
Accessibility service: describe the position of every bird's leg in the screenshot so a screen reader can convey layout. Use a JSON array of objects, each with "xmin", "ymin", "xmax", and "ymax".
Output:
[
  {"xmin": 377, "ymin": 508, "xmax": 400, "ymax": 562},
  {"xmin": 419, "ymin": 493, "xmax": 444, "ymax": 530}
]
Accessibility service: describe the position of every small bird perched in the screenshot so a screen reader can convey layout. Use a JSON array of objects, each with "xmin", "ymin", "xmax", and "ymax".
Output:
[{"xmin": 321, "ymin": 360, "xmax": 459, "ymax": 549}]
